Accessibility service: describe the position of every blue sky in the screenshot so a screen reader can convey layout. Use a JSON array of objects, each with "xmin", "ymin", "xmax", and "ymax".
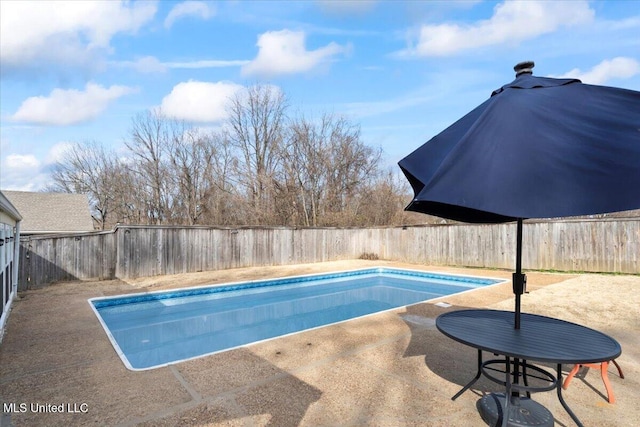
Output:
[{"xmin": 1, "ymin": 0, "xmax": 639, "ymax": 191}]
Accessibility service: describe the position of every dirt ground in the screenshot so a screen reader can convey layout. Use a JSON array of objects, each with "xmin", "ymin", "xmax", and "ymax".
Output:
[{"xmin": 1, "ymin": 260, "xmax": 638, "ymax": 426}]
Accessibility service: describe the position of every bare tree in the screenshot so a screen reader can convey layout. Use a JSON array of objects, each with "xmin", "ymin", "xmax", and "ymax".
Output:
[
  {"xmin": 357, "ymin": 170, "xmax": 414, "ymax": 225},
  {"xmin": 108, "ymin": 162, "xmax": 146, "ymax": 226},
  {"xmin": 48, "ymin": 141, "xmax": 126, "ymax": 230},
  {"xmin": 284, "ymin": 113, "xmax": 383, "ymax": 226},
  {"xmin": 227, "ymin": 85, "xmax": 288, "ymax": 224},
  {"xmin": 326, "ymin": 117, "xmax": 380, "ymax": 216},
  {"xmin": 124, "ymin": 110, "xmax": 176, "ymax": 225},
  {"xmin": 200, "ymin": 131, "xmax": 244, "ymax": 225},
  {"xmin": 166, "ymin": 128, "xmax": 212, "ymax": 225},
  {"xmin": 285, "ymin": 114, "xmax": 331, "ymax": 226},
  {"xmin": 318, "ymin": 115, "xmax": 380, "ymax": 225}
]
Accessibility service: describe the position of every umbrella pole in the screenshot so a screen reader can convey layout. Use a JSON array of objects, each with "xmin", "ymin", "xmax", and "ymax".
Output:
[
  {"xmin": 511, "ymin": 219, "xmax": 527, "ymax": 401},
  {"xmin": 513, "ymin": 219, "xmax": 526, "ymax": 329}
]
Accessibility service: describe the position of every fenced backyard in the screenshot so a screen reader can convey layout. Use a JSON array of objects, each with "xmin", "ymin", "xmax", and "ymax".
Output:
[{"xmin": 17, "ymin": 218, "xmax": 639, "ymax": 290}]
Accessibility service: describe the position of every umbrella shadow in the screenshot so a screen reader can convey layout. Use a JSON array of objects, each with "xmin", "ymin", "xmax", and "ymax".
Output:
[{"xmin": 398, "ymin": 303, "xmax": 506, "ymax": 396}]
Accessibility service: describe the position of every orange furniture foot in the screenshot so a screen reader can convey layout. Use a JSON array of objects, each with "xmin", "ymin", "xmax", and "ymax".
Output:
[{"xmin": 562, "ymin": 359, "xmax": 624, "ymax": 404}]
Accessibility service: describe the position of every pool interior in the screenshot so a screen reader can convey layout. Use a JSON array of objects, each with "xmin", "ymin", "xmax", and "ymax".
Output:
[{"xmin": 90, "ymin": 267, "xmax": 503, "ymax": 370}]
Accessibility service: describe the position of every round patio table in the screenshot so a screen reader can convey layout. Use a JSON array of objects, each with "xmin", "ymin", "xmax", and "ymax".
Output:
[{"xmin": 436, "ymin": 309, "xmax": 621, "ymax": 427}]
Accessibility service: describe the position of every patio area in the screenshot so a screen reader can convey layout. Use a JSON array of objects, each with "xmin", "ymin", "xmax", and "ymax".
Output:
[{"xmin": 1, "ymin": 260, "xmax": 638, "ymax": 426}]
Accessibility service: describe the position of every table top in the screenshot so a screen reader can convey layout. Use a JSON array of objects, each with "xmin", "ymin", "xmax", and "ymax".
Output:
[{"xmin": 436, "ymin": 309, "xmax": 621, "ymax": 364}]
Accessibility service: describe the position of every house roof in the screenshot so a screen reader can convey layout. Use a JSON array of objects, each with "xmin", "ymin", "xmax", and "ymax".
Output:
[
  {"xmin": 0, "ymin": 190, "xmax": 22, "ymax": 223},
  {"xmin": 2, "ymin": 190, "xmax": 94, "ymax": 234}
]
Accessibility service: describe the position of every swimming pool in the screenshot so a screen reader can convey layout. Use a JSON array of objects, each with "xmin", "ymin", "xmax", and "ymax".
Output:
[{"xmin": 90, "ymin": 267, "xmax": 503, "ymax": 370}]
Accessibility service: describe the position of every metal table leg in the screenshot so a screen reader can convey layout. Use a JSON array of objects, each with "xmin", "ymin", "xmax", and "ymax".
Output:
[
  {"xmin": 452, "ymin": 349, "xmax": 483, "ymax": 400},
  {"xmin": 557, "ymin": 364, "xmax": 584, "ymax": 427}
]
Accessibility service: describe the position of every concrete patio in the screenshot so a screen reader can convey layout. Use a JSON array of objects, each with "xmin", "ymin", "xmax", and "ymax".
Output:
[{"xmin": 1, "ymin": 260, "xmax": 638, "ymax": 426}]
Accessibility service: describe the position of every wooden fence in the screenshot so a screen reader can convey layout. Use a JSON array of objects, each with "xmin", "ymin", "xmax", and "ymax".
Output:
[
  {"xmin": 19, "ymin": 230, "xmax": 116, "ymax": 290},
  {"xmin": 18, "ymin": 219, "xmax": 639, "ymax": 290}
]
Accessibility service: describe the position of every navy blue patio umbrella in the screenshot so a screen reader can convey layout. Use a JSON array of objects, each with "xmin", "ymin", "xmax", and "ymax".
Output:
[{"xmin": 398, "ymin": 62, "xmax": 640, "ymax": 329}]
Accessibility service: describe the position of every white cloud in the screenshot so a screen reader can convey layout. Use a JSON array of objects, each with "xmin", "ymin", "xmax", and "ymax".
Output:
[
  {"xmin": 113, "ymin": 57, "xmax": 250, "ymax": 73},
  {"xmin": 401, "ymin": 0, "xmax": 594, "ymax": 57},
  {"xmin": 0, "ymin": 142, "xmax": 79, "ymax": 191},
  {"xmin": 0, "ymin": 1, "xmax": 156, "ymax": 74},
  {"xmin": 552, "ymin": 57, "xmax": 640, "ymax": 85},
  {"xmin": 1, "ymin": 154, "xmax": 43, "ymax": 191},
  {"xmin": 46, "ymin": 142, "xmax": 75, "ymax": 164},
  {"xmin": 241, "ymin": 30, "xmax": 349, "ymax": 78},
  {"xmin": 5, "ymin": 154, "xmax": 40, "ymax": 169},
  {"xmin": 11, "ymin": 83, "xmax": 137, "ymax": 126},
  {"xmin": 123, "ymin": 56, "xmax": 168, "ymax": 73},
  {"xmin": 159, "ymin": 81, "xmax": 244, "ymax": 123},
  {"xmin": 164, "ymin": 1, "xmax": 215, "ymax": 28}
]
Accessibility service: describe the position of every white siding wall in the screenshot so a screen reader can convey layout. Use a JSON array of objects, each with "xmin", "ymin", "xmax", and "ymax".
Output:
[{"xmin": 1, "ymin": 222, "xmax": 18, "ymax": 340}]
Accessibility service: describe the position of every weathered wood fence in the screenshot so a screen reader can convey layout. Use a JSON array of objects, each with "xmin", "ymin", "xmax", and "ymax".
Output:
[{"xmin": 18, "ymin": 219, "xmax": 639, "ymax": 290}]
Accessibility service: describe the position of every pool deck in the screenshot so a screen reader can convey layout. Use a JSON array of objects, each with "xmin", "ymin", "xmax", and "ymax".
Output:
[{"xmin": 1, "ymin": 260, "xmax": 638, "ymax": 426}]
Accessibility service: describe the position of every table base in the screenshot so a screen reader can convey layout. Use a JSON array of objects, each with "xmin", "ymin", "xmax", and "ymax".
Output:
[{"xmin": 478, "ymin": 393, "xmax": 554, "ymax": 427}]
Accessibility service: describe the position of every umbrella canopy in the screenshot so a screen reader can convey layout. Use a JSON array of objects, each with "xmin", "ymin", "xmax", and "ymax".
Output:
[
  {"xmin": 399, "ymin": 62, "xmax": 640, "ymax": 224},
  {"xmin": 399, "ymin": 62, "xmax": 640, "ymax": 328}
]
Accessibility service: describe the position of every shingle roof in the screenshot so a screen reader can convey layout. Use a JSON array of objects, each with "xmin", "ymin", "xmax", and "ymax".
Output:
[
  {"xmin": 2, "ymin": 191, "xmax": 94, "ymax": 234},
  {"xmin": 0, "ymin": 190, "xmax": 22, "ymax": 223}
]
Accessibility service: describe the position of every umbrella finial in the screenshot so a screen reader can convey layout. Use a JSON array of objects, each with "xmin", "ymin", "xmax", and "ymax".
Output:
[{"xmin": 514, "ymin": 61, "xmax": 535, "ymax": 77}]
